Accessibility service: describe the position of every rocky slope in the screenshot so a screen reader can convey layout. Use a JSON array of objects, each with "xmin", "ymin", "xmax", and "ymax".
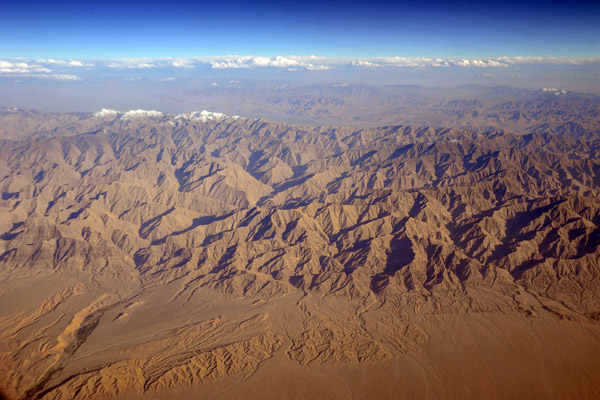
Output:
[{"xmin": 0, "ymin": 108, "xmax": 599, "ymax": 399}]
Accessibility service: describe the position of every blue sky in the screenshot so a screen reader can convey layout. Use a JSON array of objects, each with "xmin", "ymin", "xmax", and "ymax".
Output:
[
  {"xmin": 1, "ymin": 0, "xmax": 599, "ymax": 58},
  {"xmin": 1, "ymin": 0, "xmax": 599, "ymax": 112}
]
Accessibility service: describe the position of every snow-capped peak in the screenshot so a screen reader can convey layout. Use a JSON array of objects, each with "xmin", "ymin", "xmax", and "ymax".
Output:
[
  {"xmin": 94, "ymin": 108, "xmax": 119, "ymax": 118},
  {"xmin": 93, "ymin": 108, "xmax": 238, "ymax": 122},
  {"xmin": 175, "ymin": 110, "xmax": 227, "ymax": 123},
  {"xmin": 541, "ymin": 88, "xmax": 567, "ymax": 95},
  {"xmin": 121, "ymin": 109, "xmax": 163, "ymax": 119}
]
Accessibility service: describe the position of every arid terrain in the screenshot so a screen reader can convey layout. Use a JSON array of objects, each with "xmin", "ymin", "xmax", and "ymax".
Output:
[
  {"xmin": 1, "ymin": 87, "xmax": 600, "ymax": 399},
  {"xmin": 149, "ymin": 84, "xmax": 600, "ymax": 132}
]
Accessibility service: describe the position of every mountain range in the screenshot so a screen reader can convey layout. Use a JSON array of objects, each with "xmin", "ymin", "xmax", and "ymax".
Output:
[{"xmin": 0, "ymin": 94, "xmax": 599, "ymax": 399}]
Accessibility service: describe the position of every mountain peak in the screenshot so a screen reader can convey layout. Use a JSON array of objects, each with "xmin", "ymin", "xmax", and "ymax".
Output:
[
  {"xmin": 175, "ymin": 110, "xmax": 230, "ymax": 122},
  {"xmin": 93, "ymin": 108, "xmax": 119, "ymax": 118},
  {"xmin": 121, "ymin": 109, "xmax": 164, "ymax": 119}
]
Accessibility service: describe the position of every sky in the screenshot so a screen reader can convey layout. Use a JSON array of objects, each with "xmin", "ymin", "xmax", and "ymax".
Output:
[
  {"xmin": 0, "ymin": 0, "xmax": 599, "ymax": 112},
  {"xmin": 1, "ymin": 0, "xmax": 599, "ymax": 59}
]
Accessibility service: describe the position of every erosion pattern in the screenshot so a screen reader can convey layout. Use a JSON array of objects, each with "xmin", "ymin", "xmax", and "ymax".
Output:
[{"xmin": 1, "ymin": 107, "xmax": 599, "ymax": 399}]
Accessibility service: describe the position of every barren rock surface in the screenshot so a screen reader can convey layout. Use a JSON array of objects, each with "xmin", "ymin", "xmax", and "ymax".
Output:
[{"xmin": 0, "ymin": 104, "xmax": 599, "ymax": 399}]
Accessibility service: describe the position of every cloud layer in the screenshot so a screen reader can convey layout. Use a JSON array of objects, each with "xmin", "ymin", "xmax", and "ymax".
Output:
[
  {"xmin": 346, "ymin": 56, "xmax": 598, "ymax": 68},
  {"xmin": 0, "ymin": 56, "xmax": 597, "ymax": 82},
  {"xmin": 0, "ymin": 60, "xmax": 82, "ymax": 80},
  {"xmin": 209, "ymin": 56, "xmax": 330, "ymax": 70}
]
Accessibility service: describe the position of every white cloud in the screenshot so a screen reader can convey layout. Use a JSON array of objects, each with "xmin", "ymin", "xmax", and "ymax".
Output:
[
  {"xmin": 170, "ymin": 58, "xmax": 195, "ymax": 68},
  {"xmin": 270, "ymin": 56, "xmax": 300, "ymax": 67},
  {"xmin": 210, "ymin": 59, "xmax": 249, "ymax": 69},
  {"xmin": 38, "ymin": 59, "xmax": 94, "ymax": 67},
  {"xmin": 4, "ymin": 56, "xmax": 598, "ymax": 79},
  {"xmin": 205, "ymin": 55, "xmax": 581, "ymax": 70},
  {"xmin": 209, "ymin": 56, "xmax": 329, "ymax": 70},
  {"xmin": 346, "ymin": 57, "xmax": 509, "ymax": 68},
  {"xmin": 306, "ymin": 64, "xmax": 331, "ymax": 70},
  {"xmin": 351, "ymin": 60, "xmax": 381, "ymax": 67},
  {"xmin": 47, "ymin": 74, "xmax": 83, "ymax": 81},
  {"xmin": 345, "ymin": 56, "xmax": 600, "ymax": 69},
  {"xmin": 0, "ymin": 60, "xmax": 52, "ymax": 74},
  {"xmin": 108, "ymin": 62, "xmax": 157, "ymax": 69},
  {"xmin": 495, "ymin": 56, "xmax": 598, "ymax": 65},
  {"xmin": 0, "ymin": 60, "xmax": 83, "ymax": 80},
  {"xmin": 105, "ymin": 58, "xmax": 195, "ymax": 69},
  {"xmin": 107, "ymin": 59, "xmax": 159, "ymax": 69},
  {"xmin": 453, "ymin": 59, "xmax": 508, "ymax": 67},
  {"xmin": 205, "ymin": 55, "xmax": 596, "ymax": 70}
]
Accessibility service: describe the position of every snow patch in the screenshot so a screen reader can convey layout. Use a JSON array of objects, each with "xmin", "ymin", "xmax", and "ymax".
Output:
[
  {"xmin": 175, "ymin": 110, "xmax": 227, "ymax": 123},
  {"xmin": 542, "ymin": 88, "xmax": 567, "ymax": 95},
  {"xmin": 94, "ymin": 109, "xmax": 119, "ymax": 118},
  {"xmin": 122, "ymin": 109, "xmax": 163, "ymax": 119}
]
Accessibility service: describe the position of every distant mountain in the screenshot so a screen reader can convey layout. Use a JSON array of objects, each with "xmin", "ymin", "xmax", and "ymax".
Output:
[
  {"xmin": 145, "ymin": 84, "xmax": 600, "ymax": 134},
  {"xmin": 0, "ymin": 108, "xmax": 599, "ymax": 399}
]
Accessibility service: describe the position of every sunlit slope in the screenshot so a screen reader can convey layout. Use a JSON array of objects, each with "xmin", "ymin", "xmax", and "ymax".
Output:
[{"xmin": 1, "ymin": 109, "xmax": 599, "ymax": 399}]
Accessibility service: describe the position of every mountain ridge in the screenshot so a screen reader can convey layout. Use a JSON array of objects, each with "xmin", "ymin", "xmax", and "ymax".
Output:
[{"xmin": 0, "ymin": 107, "xmax": 599, "ymax": 399}]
